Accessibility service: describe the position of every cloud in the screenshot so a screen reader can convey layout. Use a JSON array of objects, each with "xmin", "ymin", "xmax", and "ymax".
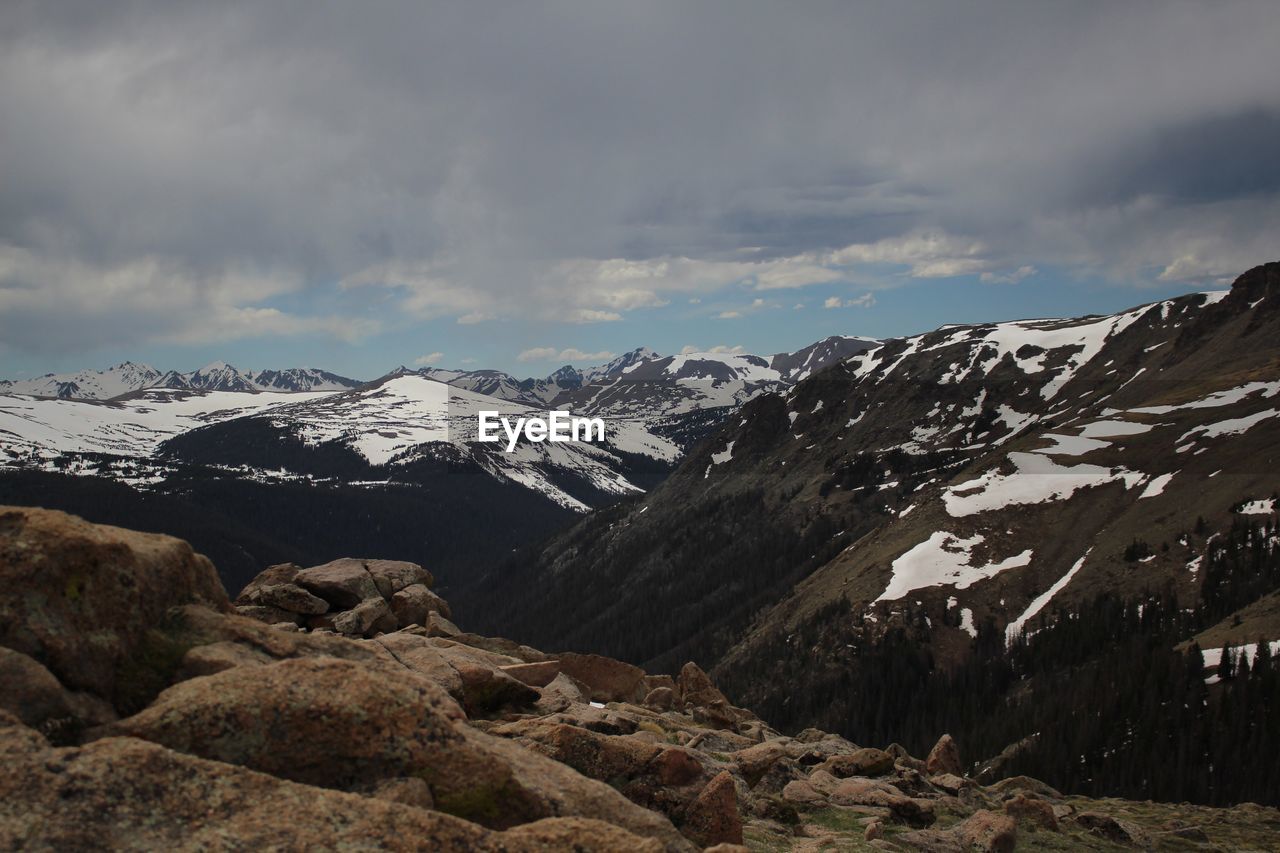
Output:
[
  {"xmin": 564, "ymin": 309, "xmax": 622, "ymax": 323},
  {"xmin": 2, "ymin": 2, "xmax": 1280, "ymax": 359},
  {"xmin": 793, "ymin": 302, "xmax": 805, "ymax": 309},
  {"xmin": 682, "ymin": 344, "xmax": 745, "ymax": 355},
  {"xmin": 517, "ymin": 346, "xmax": 616, "ymax": 363},
  {"xmin": 414, "ymin": 351, "xmax": 445, "ymax": 365},
  {"xmin": 715, "ymin": 310, "xmax": 741, "ymax": 319},
  {"xmin": 824, "ymin": 293, "xmax": 877, "ymax": 309},
  {"xmin": 980, "ymin": 265, "xmax": 1038, "ymax": 284}
]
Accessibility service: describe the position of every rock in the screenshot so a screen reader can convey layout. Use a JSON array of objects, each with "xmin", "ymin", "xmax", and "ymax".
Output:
[
  {"xmin": 781, "ymin": 779, "xmax": 825, "ymax": 805},
  {"xmin": 0, "ymin": 647, "xmax": 116, "ymax": 737},
  {"xmin": 732, "ymin": 741, "xmax": 788, "ymax": 787},
  {"xmin": 364, "ymin": 559, "xmax": 434, "ymax": 599},
  {"xmin": 103, "ymin": 657, "xmax": 689, "ymax": 847},
  {"xmin": 500, "ymin": 660, "xmax": 560, "ymax": 688},
  {"xmin": 929, "ymin": 772, "xmax": 972, "ymax": 794},
  {"xmin": 1, "ymin": 716, "xmax": 674, "ymax": 852},
  {"xmin": 865, "ymin": 819, "xmax": 884, "ymax": 841},
  {"xmin": 676, "ymin": 661, "xmax": 728, "ymax": 708},
  {"xmin": 645, "ymin": 686, "xmax": 676, "ymax": 710},
  {"xmin": 374, "ymin": 631, "xmax": 465, "ymax": 696},
  {"xmin": 331, "ymin": 597, "xmax": 397, "ymax": 637},
  {"xmin": 536, "ymin": 672, "xmax": 589, "ymax": 714},
  {"xmin": 987, "ymin": 774, "xmax": 1063, "ymax": 801},
  {"xmin": 925, "ymin": 733, "xmax": 962, "ymax": 777},
  {"xmin": 245, "ymin": 582, "xmax": 329, "ymax": 615},
  {"xmin": 886, "ymin": 742, "xmax": 926, "ymax": 771},
  {"xmin": 652, "ymin": 747, "xmax": 703, "ymax": 787},
  {"xmin": 235, "ymin": 603, "xmax": 303, "ymax": 625},
  {"xmin": 425, "ymin": 611, "xmax": 462, "ymax": 637},
  {"xmin": 449, "ymin": 657, "xmax": 541, "ymax": 716},
  {"xmin": 682, "ymin": 771, "xmax": 743, "ymax": 847},
  {"xmin": 490, "ymin": 719, "xmax": 663, "ymax": 784},
  {"xmin": 820, "ymin": 747, "xmax": 895, "ymax": 778},
  {"xmin": 702, "ymin": 846, "xmax": 749, "ymax": 853},
  {"xmin": 794, "ymin": 727, "xmax": 829, "ymax": 743},
  {"xmin": 1003, "ymin": 793, "xmax": 1057, "ymax": 831},
  {"xmin": 448, "ymin": 633, "xmax": 550, "ymax": 663},
  {"xmin": 558, "ymin": 652, "xmax": 647, "ymax": 703},
  {"xmin": 232, "ymin": 562, "xmax": 301, "ymax": 604},
  {"xmin": 645, "ymin": 674, "xmax": 677, "ymax": 693},
  {"xmin": 955, "ymin": 810, "xmax": 1017, "ymax": 852},
  {"xmin": 0, "ymin": 505, "xmax": 228, "ymax": 712},
  {"xmin": 368, "ymin": 776, "xmax": 435, "ymax": 810},
  {"xmin": 749, "ymin": 755, "xmax": 806, "ymax": 796},
  {"xmin": 391, "ymin": 582, "xmax": 452, "ymax": 626},
  {"xmin": 1076, "ymin": 811, "xmax": 1149, "ymax": 846},
  {"xmin": 294, "ymin": 558, "xmax": 380, "ymax": 609},
  {"xmin": 503, "ymin": 817, "xmax": 665, "ymax": 852},
  {"xmin": 178, "ymin": 640, "xmax": 272, "ymax": 678}
]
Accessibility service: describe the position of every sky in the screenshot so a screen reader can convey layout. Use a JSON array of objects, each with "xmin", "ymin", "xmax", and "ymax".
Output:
[{"xmin": 2, "ymin": 1, "xmax": 1280, "ymax": 381}]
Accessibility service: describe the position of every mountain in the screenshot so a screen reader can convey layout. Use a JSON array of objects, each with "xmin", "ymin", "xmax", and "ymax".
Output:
[
  {"xmin": 0, "ymin": 361, "xmax": 164, "ymax": 399},
  {"xmin": 465, "ymin": 263, "xmax": 1280, "ymax": 806},
  {"xmin": 0, "ymin": 336, "xmax": 872, "ymax": 595},
  {"xmin": 0, "ymin": 361, "xmax": 363, "ymax": 400}
]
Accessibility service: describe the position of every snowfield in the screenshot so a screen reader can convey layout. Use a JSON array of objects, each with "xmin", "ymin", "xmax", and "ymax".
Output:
[{"xmin": 876, "ymin": 530, "xmax": 1033, "ymax": 602}]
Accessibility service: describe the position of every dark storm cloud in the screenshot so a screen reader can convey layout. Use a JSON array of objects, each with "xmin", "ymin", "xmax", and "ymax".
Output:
[{"xmin": 2, "ymin": 0, "xmax": 1280, "ymax": 352}]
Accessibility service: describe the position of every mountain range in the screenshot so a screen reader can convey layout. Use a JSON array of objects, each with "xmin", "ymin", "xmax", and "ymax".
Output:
[
  {"xmin": 0, "ymin": 337, "xmax": 873, "ymax": 592},
  {"xmin": 463, "ymin": 262, "xmax": 1280, "ymax": 805}
]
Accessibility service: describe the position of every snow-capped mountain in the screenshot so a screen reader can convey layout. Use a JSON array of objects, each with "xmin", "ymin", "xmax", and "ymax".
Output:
[
  {"xmin": 469, "ymin": 263, "xmax": 1280, "ymax": 695},
  {"xmin": 0, "ymin": 362, "xmax": 363, "ymax": 400},
  {"xmin": 0, "ymin": 362, "xmax": 164, "ymax": 400}
]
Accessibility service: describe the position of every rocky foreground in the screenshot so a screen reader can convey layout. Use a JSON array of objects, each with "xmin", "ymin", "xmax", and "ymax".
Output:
[{"xmin": 2, "ymin": 506, "xmax": 1278, "ymax": 851}]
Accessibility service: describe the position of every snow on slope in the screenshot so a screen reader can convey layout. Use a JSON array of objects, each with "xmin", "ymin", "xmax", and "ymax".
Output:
[
  {"xmin": 875, "ymin": 531, "xmax": 1033, "ymax": 602},
  {"xmin": 0, "ymin": 388, "xmax": 333, "ymax": 461},
  {"xmin": 0, "ymin": 362, "xmax": 163, "ymax": 400}
]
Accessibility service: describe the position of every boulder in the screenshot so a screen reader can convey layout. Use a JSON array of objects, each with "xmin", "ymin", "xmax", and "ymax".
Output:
[
  {"xmin": 1076, "ymin": 811, "xmax": 1149, "ymax": 846},
  {"xmin": 645, "ymin": 686, "xmax": 676, "ymax": 710},
  {"xmin": 536, "ymin": 672, "xmax": 589, "ymax": 714},
  {"xmin": 0, "ymin": 506, "xmax": 228, "ymax": 712},
  {"xmin": 1004, "ymin": 793, "xmax": 1058, "ymax": 831},
  {"xmin": 925, "ymin": 733, "xmax": 962, "ymax": 777},
  {"xmin": 676, "ymin": 661, "xmax": 728, "ymax": 708},
  {"xmin": 364, "ymin": 559, "xmax": 433, "ymax": 599},
  {"xmin": 987, "ymin": 774, "xmax": 1063, "ymax": 801},
  {"xmin": 0, "ymin": 715, "xmax": 669, "ymax": 852},
  {"xmin": 232, "ymin": 562, "xmax": 301, "ymax": 604},
  {"xmin": 781, "ymin": 779, "xmax": 825, "ymax": 805},
  {"xmin": 391, "ymin": 583, "xmax": 452, "ymax": 626},
  {"xmin": 731, "ymin": 741, "xmax": 788, "ymax": 788},
  {"xmin": 0, "ymin": 647, "xmax": 115, "ymax": 735},
  {"xmin": 425, "ymin": 611, "xmax": 462, "ymax": 637},
  {"xmin": 235, "ymin": 603, "xmax": 303, "ymax": 625},
  {"xmin": 294, "ymin": 559, "xmax": 380, "ymax": 609},
  {"xmin": 558, "ymin": 652, "xmax": 647, "ymax": 703},
  {"xmin": 178, "ymin": 640, "xmax": 272, "ymax": 678},
  {"xmin": 245, "ymin": 583, "xmax": 329, "ymax": 615},
  {"xmin": 682, "ymin": 771, "xmax": 743, "ymax": 847},
  {"xmin": 956, "ymin": 809, "xmax": 1017, "ymax": 852},
  {"xmin": 102, "ymin": 657, "xmax": 689, "ymax": 847},
  {"xmin": 367, "ymin": 777, "xmax": 435, "ymax": 810},
  {"xmin": 331, "ymin": 597, "xmax": 397, "ymax": 637},
  {"xmin": 501, "ymin": 660, "xmax": 561, "ymax": 688},
  {"xmin": 820, "ymin": 747, "xmax": 895, "ymax": 778}
]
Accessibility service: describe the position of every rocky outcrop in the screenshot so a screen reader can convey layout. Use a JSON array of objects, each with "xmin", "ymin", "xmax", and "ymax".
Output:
[
  {"xmin": 4, "ymin": 507, "xmax": 1280, "ymax": 851},
  {"xmin": 0, "ymin": 506, "xmax": 228, "ymax": 713},
  {"xmin": 233, "ymin": 557, "xmax": 444, "ymax": 638}
]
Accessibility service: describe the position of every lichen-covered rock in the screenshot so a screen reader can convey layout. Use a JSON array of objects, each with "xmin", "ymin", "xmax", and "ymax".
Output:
[
  {"xmin": 676, "ymin": 661, "xmax": 727, "ymax": 708},
  {"xmin": 364, "ymin": 559, "xmax": 434, "ymax": 598},
  {"xmin": 926, "ymin": 733, "xmax": 962, "ymax": 777},
  {"xmin": 1004, "ymin": 793, "xmax": 1058, "ymax": 831},
  {"xmin": 501, "ymin": 660, "xmax": 561, "ymax": 687},
  {"xmin": 244, "ymin": 582, "xmax": 329, "ymax": 615},
  {"xmin": 557, "ymin": 652, "xmax": 647, "ymax": 703},
  {"xmin": 294, "ymin": 558, "xmax": 380, "ymax": 609},
  {"xmin": 100, "ymin": 657, "xmax": 690, "ymax": 848},
  {"xmin": 391, "ymin": 582, "xmax": 452, "ymax": 625},
  {"xmin": 682, "ymin": 771, "xmax": 743, "ymax": 847},
  {"xmin": 820, "ymin": 747, "xmax": 895, "ymax": 778},
  {"xmin": 645, "ymin": 686, "xmax": 676, "ymax": 710},
  {"xmin": 0, "ymin": 506, "xmax": 228, "ymax": 711},
  {"xmin": 331, "ymin": 596, "xmax": 397, "ymax": 636},
  {"xmin": 0, "ymin": 715, "xmax": 668, "ymax": 852}
]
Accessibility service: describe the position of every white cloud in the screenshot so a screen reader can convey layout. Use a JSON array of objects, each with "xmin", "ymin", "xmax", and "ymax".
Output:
[
  {"xmin": 980, "ymin": 265, "xmax": 1038, "ymax": 284},
  {"xmin": 824, "ymin": 293, "xmax": 877, "ymax": 309},
  {"xmin": 564, "ymin": 309, "xmax": 622, "ymax": 323},
  {"xmin": 793, "ymin": 302, "xmax": 805, "ymax": 309},
  {"xmin": 679, "ymin": 344, "xmax": 745, "ymax": 355},
  {"xmin": 715, "ymin": 310, "xmax": 742, "ymax": 319},
  {"xmin": 517, "ymin": 346, "xmax": 616, "ymax": 363},
  {"xmin": 414, "ymin": 351, "xmax": 445, "ymax": 366}
]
